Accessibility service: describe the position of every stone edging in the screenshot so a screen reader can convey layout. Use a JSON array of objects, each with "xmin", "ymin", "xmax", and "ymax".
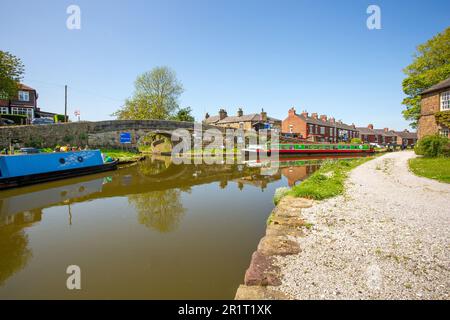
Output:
[{"xmin": 234, "ymin": 196, "xmax": 314, "ymax": 300}]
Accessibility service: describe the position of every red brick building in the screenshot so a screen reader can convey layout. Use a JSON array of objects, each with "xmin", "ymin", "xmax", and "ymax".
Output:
[
  {"xmin": 418, "ymin": 77, "xmax": 450, "ymax": 139},
  {"xmin": 357, "ymin": 125, "xmax": 397, "ymax": 145},
  {"xmin": 0, "ymin": 83, "xmax": 56, "ymax": 121},
  {"xmin": 393, "ymin": 130, "xmax": 418, "ymax": 147},
  {"xmin": 282, "ymin": 108, "xmax": 359, "ymax": 142}
]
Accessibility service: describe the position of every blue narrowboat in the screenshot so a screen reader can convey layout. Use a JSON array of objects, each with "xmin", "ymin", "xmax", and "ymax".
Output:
[{"xmin": 0, "ymin": 150, "xmax": 118, "ymax": 190}]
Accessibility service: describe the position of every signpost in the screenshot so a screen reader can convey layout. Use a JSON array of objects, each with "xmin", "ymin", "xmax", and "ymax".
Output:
[
  {"xmin": 120, "ymin": 132, "xmax": 132, "ymax": 152},
  {"xmin": 74, "ymin": 110, "xmax": 81, "ymax": 122}
]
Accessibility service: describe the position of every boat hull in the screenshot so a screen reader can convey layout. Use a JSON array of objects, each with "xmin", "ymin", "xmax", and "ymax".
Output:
[{"xmin": 0, "ymin": 160, "xmax": 118, "ymax": 190}]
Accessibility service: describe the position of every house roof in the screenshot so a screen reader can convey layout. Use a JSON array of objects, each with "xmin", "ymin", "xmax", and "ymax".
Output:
[
  {"xmin": 205, "ymin": 113, "xmax": 281, "ymax": 125},
  {"xmin": 421, "ymin": 77, "xmax": 450, "ymax": 95},
  {"xmin": 393, "ymin": 130, "xmax": 417, "ymax": 139},
  {"xmin": 294, "ymin": 114, "xmax": 356, "ymax": 131},
  {"xmin": 357, "ymin": 127, "xmax": 398, "ymax": 137}
]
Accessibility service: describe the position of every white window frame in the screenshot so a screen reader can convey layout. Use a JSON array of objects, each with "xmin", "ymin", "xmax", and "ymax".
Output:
[
  {"xmin": 441, "ymin": 91, "xmax": 450, "ymax": 111},
  {"xmin": 18, "ymin": 91, "xmax": 30, "ymax": 102},
  {"xmin": 0, "ymin": 107, "xmax": 9, "ymax": 114},
  {"xmin": 11, "ymin": 107, "xmax": 34, "ymax": 118},
  {"xmin": 439, "ymin": 128, "xmax": 449, "ymax": 137},
  {"xmin": 320, "ymin": 126, "xmax": 325, "ymax": 135}
]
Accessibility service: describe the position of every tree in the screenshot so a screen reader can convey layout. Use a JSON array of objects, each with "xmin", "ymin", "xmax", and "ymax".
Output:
[
  {"xmin": 402, "ymin": 27, "xmax": 450, "ymax": 128},
  {"xmin": 172, "ymin": 106, "xmax": 195, "ymax": 122},
  {"xmin": 113, "ymin": 66, "xmax": 184, "ymax": 120},
  {"xmin": 0, "ymin": 51, "xmax": 25, "ymax": 99}
]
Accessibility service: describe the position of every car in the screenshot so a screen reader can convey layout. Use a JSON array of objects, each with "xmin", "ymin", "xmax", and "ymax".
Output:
[
  {"xmin": 0, "ymin": 118, "xmax": 15, "ymax": 125},
  {"xmin": 369, "ymin": 143, "xmax": 382, "ymax": 148},
  {"xmin": 31, "ymin": 117, "xmax": 54, "ymax": 125}
]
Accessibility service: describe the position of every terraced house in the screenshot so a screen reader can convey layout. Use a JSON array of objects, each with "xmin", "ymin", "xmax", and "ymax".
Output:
[
  {"xmin": 418, "ymin": 77, "xmax": 450, "ymax": 139},
  {"xmin": 204, "ymin": 108, "xmax": 281, "ymax": 131},
  {"xmin": 357, "ymin": 124, "xmax": 397, "ymax": 145},
  {"xmin": 281, "ymin": 108, "xmax": 359, "ymax": 142}
]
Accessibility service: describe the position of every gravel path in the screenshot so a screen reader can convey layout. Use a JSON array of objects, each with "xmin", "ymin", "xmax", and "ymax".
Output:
[{"xmin": 274, "ymin": 151, "xmax": 450, "ymax": 300}]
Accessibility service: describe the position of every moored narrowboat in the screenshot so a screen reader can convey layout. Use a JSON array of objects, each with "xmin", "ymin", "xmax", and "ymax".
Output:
[
  {"xmin": 245, "ymin": 143, "xmax": 374, "ymax": 155},
  {"xmin": 0, "ymin": 150, "xmax": 118, "ymax": 190}
]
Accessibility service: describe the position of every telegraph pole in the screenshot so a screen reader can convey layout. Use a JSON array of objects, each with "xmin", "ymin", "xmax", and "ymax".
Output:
[{"xmin": 64, "ymin": 85, "xmax": 68, "ymax": 122}]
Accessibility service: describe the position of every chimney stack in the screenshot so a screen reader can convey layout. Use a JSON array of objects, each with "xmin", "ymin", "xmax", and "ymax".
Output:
[
  {"xmin": 301, "ymin": 110, "xmax": 308, "ymax": 118},
  {"xmin": 311, "ymin": 113, "xmax": 318, "ymax": 120},
  {"xmin": 329, "ymin": 117, "xmax": 335, "ymax": 124},
  {"xmin": 288, "ymin": 107, "xmax": 296, "ymax": 116},
  {"xmin": 260, "ymin": 108, "xmax": 267, "ymax": 122},
  {"xmin": 320, "ymin": 115, "xmax": 328, "ymax": 122},
  {"xmin": 384, "ymin": 128, "xmax": 389, "ymax": 133},
  {"xmin": 205, "ymin": 112, "xmax": 210, "ymax": 119},
  {"xmin": 368, "ymin": 124, "xmax": 374, "ymax": 130},
  {"xmin": 237, "ymin": 108, "xmax": 243, "ymax": 117},
  {"xmin": 219, "ymin": 109, "xmax": 228, "ymax": 120}
]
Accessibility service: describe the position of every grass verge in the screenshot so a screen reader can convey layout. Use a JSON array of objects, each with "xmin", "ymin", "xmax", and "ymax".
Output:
[
  {"xmin": 101, "ymin": 149, "xmax": 144, "ymax": 163},
  {"xmin": 288, "ymin": 157, "xmax": 374, "ymax": 200},
  {"xmin": 408, "ymin": 157, "xmax": 450, "ymax": 183}
]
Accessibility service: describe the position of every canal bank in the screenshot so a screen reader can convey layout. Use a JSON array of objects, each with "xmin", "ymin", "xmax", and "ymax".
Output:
[{"xmin": 236, "ymin": 151, "xmax": 450, "ymax": 300}]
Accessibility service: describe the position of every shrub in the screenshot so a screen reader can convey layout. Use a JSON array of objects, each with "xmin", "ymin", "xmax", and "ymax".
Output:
[
  {"xmin": 351, "ymin": 138, "xmax": 363, "ymax": 144},
  {"xmin": 54, "ymin": 114, "xmax": 68, "ymax": 123},
  {"xmin": 414, "ymin": 135, "xmax": 449, "ymax": 157},
  {"xmin": 1, "ymin": 114, "xmax": 27, "ymax": 125}
]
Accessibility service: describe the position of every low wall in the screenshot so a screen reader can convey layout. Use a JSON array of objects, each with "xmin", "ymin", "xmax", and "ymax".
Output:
[{"xmin": 0, "ymin": 120, "xmax": 215, "ymax": 149}]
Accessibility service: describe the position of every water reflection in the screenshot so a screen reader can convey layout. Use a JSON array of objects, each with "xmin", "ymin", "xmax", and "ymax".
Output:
[
  {"xmin": 130, "ymin": 189, "xmax": 186, "ymax": 233},
  {"xmin": 0, "ymin": 154, "xmax": 365, "ymax": 298}
]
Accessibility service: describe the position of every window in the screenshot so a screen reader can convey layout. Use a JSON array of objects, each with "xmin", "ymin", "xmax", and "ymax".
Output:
[
  {"xmin": 308, "ymin": 124, "xmax": 313, "ymax": 134},
  {"xmin": 439, "ymin": 128, "xmax": 449, "ymax": 137},
  {"xmin": 289, "ymin": 124, "xmax": 293, "ymax": 133},
  {"xmin": 11, "ymin": 107, "xmax": 34, "ymax": 118},
  {"xmin": 18, "ymin": 91, "xmax": 30, "ymax": 102},
  {"xmin": 0, "ymin": 107, "xmax": 8, "ymax": 114},
  {"xmin": 320, "ymin": 126, "xmax": 325, "ymax": 135},
  {"xmin": 441, "ymin": 91, "xmax": 450, "ymax": 111}
]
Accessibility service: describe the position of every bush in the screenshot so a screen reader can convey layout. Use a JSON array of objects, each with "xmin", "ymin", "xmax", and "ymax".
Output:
[
  {"xmin": 54, "ymin": 114, "xmax": 68, "ymax": 123},
  {"xmin": 351, "ymin": 138, "xmax": 363, "ymax": 144},
  {"xmin": 1, "ymin": 114, "xmax": 27, "ymax": 125},
  {"xmin": 414, "ymin": 135, "xmax": 449, "ymax": 157}
]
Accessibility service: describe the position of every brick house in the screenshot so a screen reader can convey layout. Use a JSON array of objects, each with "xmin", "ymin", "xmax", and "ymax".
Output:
[
  {"xmin": 204, "ymin": 108, "xmax": 281, "ymax": 131},
  {"xmin": 418, "ymin": 77, "xmax": 450, "ymax": 139},
  {"xmin": 357, "ymin": 125, "xmax": 397, "ymax": 145},
  {"xmin": 281, "ymin": 108, "xmax": 359, "ymax": 142},
  {"xmin": 393, "ymin": 130, "xmax": 418, "ymax": 147},
  {"xmin": 0, "ymin": 83, "xmax": 56, "ymax": 121}
]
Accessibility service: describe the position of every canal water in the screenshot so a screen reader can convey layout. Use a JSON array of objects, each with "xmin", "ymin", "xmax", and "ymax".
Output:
[{"xmin": 0, "ymin": 155, "xmax": 356, "ymax": 299}]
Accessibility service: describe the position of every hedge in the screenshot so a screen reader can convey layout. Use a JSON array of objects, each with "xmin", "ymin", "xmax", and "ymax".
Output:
[{"xmin": 0, "ymin": 114, "xmax": 28, "ymax": 124}]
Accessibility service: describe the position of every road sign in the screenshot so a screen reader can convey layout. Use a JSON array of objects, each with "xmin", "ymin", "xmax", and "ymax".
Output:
[
  {"xmin": 120, "ymin": 132, "xmax": 132, "ymax": 144},
  {"xmin": 74, "ymin": 110, "xmax": 80, "ymax": 117}
]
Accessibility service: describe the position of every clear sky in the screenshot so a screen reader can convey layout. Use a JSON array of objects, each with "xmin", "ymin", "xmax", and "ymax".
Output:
[{"xmin": 1, "ymin": 0, "xmax": 449, "ymax": 130}]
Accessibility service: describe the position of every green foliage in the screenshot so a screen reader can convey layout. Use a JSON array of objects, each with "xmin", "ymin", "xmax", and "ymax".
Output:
[
  {"xmin": 171, "ymin": 106, "xmax": 195, "ymax": 122},
  {"xmin": 351, "ymin": 138, "xmax": 363, "ymax": 144},
  {"xmin": 0, "ymin": 51, "xmax": 25, "ymax": 100},
  {"xmin": 435, "ymin": 110, "xmax": 450, "ymax": 127},
  {"xmin": 409, "ymin": 157, "xmax": 450, "ymax": 183},
  {"xmin": 289, "ymin": 158, "xmax": 373, "ymax": 200},
  {"xmin": 101, "ymin": 148, "xmax": 142, "ymax": 163},
  {"xmin": 273, "ymin": 187, "xmax": 290, "ymax": 205},
  {"xmin": 113, "ymin": 66, "xmax": 184, "ymax": 120},
  {"xmin": 62, "ymin": 135, "xmax": 74, "ymax": 143},
  {"xmin": 402, "ymin": 27, "xmax": 450, "ymax": 128},
  {"xmin": 1, "ymin": 114, "xmax": 27, "ymax": 124},
  {"xmin": 414, "ymin": 135, "xmax": 449, "ymax": 157}
]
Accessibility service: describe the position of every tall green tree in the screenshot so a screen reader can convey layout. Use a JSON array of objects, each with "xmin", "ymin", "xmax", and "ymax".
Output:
[
  {"xmin": 113, "ymin": 66, "xmax": 184, "ymax": 120},
  {"xmin": 0, "ymin": 51, "xmax": 25, "ymax": 99},
  {"xmin": 171, "ymin": 106, "xmax": 195, "ymax": 122},
  {"xmin": 402, "ymin": 27, "xmax": 450, "ymax": 128}
]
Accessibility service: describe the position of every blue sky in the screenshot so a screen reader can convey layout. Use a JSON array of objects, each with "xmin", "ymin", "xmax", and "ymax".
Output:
[{"xmin": 1, "ymin": 0, "xmax": 449, "ymax": 130}]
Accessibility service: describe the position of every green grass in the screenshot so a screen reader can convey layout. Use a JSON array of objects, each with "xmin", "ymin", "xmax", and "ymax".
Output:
[
  {"xmin": 288, "ymin": 157, "xmax": 374, "ymax": 200},
  {"xmin": 409, "ymin": 157, "xmax": 450, "ymax": 183},
  {"xmin": 100, "ymin": 149, "xmax": 143, "ymax": 163}
]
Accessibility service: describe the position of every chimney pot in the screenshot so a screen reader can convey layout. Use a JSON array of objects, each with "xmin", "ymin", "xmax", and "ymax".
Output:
[
  {"xmin": 320, "ymin": 114, "xmax": 327, "ymax": 122},
  {"xmin": 368, "ymin": 124, "xmax": 374, "ymax": 130},
  {"xmin": 237, "ymin": 108, "xmax": 243, "ymax": 117},
  {"xmin": 311, "ymin": 113, "xmax": 318, "ymax": 119}
]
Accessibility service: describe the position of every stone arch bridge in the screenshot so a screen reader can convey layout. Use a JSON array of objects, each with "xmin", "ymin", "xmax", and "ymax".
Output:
[{"xmin": 0, "ymin": 120, "xmax": 224, "ymax": 149}]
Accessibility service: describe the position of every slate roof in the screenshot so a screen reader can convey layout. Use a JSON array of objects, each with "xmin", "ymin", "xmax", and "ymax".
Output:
[
  {"xmin": 205, "ymin": 113, "xmax": 281, "ymax": 124},
  {"xmin": 294, "ymin": 114, "xmax": 357, "ymax": 131},
  {"xmin": 393, "ymin": 130, "xmax": 418, "ymax": 139},
  {"xmin": 421, "ymin": 77, "xmax": 450, "ymax": 95}
]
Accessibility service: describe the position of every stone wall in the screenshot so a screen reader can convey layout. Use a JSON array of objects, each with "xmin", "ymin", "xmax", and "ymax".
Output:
[{"xmin": 0, "ymin": 120, "xmax": 218, "ymax": 149}]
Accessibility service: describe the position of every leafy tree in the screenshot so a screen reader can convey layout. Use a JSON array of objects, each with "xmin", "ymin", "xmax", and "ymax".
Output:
[
  {"xmin": 0, "ymin": 51, "xmax": 25, "ymax": 99},
  {"xmin": 402, "ymin": 27, "xmax": 450, "ymax": 128},
  {"xmin": 113, "ymin": 66, "xmax": 184, "ymax": 120},
  {"xmin": 172, "ymin": 106, "xmax": 195, "ymax": 122}
]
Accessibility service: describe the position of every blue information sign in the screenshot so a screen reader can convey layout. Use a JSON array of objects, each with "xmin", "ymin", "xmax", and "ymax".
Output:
[{"xmin": 120, "ymin": 132, "xmax": 132, "ymax": 144}]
